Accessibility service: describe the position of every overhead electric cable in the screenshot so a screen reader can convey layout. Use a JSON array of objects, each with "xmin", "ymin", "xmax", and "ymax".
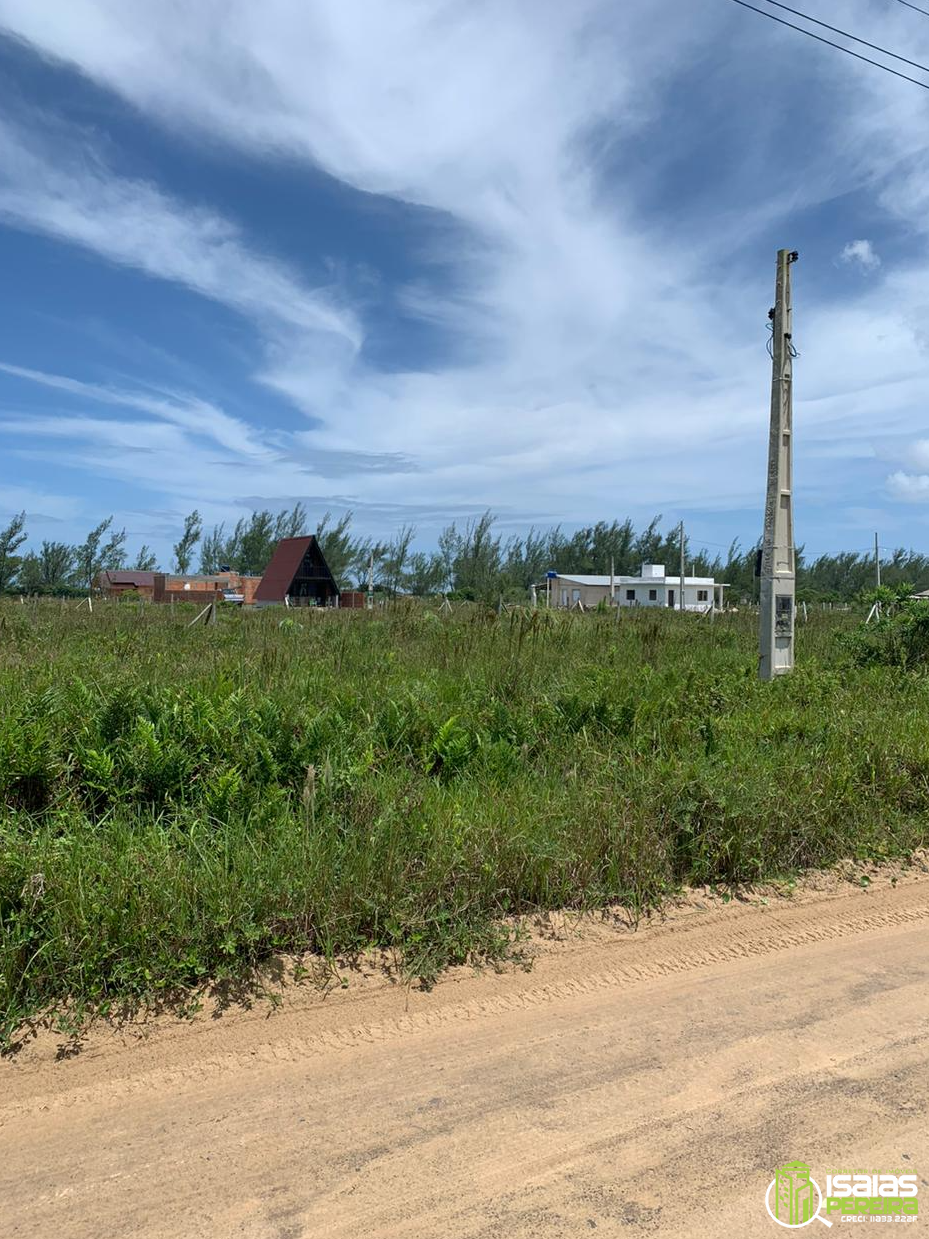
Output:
[
  {"xmin": 728, "ymin": 0, "xmax": 929, "ymax": 91},
  {"xmin": 764, "ymin": 0, "xmax": 929, "ymax": 74},
  {"xmin": 892, "ymin": 0, "xmax": 929, "ymax": 19}
]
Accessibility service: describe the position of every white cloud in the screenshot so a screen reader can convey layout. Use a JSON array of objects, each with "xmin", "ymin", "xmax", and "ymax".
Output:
[
  {"xmin": 0, "ymin": 2, "xmax": 750, "ymax": 528},
  {"xmin": 898, "ymin": 439, "xmax": 929, "ymax": 471},
  {"xmin": 887, "ymin": 471, "xmax": 929, "ymax": 501},
  {"xmin": 4, "ymin": 1, "xmax": 929, "ymax": 549},
  {"xmin": 0, "ymin": 485, "xmax": 81, "ymax": 522},
  {"xmin": 0, "ymin": 118, "xmax": 360, "ymax": 351},
  {"xmin": 839, "ymin": 239, "xmax": 881, "ymax": 273},
  {"xmin": 0, "ymin": 362, "xmax": 272, "ymax": 459},
  {"xmin": 0, "ymin": 363, "xmax": 421, "ymax": 525}
]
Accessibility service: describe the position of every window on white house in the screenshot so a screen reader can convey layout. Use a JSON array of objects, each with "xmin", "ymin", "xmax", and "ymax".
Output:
[
  {"xmin": 626, "ymin": 589, "xmax": 636, "ymax": 601},
  {"xmin": 648, "ymin": 589, "xmax": 657, "ymax": 601},
  {"xmin": 572, "ymin": 589, "xmax": 581, "ymax": 603},
  {"xmin": 697, "ymin": 589, "xmax": 708, "ymax": 602}
]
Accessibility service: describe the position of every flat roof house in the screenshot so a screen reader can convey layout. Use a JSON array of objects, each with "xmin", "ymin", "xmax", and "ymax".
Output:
[{"xmin": 543, "ymin": 564, "xmax": 726, "ymax": 613}]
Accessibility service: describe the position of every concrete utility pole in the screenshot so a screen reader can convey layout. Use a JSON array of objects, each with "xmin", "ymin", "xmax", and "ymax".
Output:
[
  {"xmin": 759, "ymin": 248, "xmax": 799, "ymax": 681},
  {"xmin": 874, "ymin": 532, "xmax": 881, "ymax": 589},
  {"xmin": 679, "ymin": 521, "xmax": 685, "ymax": 612}
]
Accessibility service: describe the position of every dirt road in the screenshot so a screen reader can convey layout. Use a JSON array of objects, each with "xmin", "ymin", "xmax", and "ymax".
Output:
[{"xmin": 3, "ymin": 868, "xmax": 928, "ymax": 1238}]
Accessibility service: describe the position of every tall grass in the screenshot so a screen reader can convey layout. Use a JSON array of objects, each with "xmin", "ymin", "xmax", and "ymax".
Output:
[{"xmin": 1, "ymin": 598, "xmax": 926, "ymax": 1041}]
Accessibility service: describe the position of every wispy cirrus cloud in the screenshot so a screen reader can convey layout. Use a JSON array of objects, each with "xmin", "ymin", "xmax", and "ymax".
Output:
[
  {"xmin": 0, "ymin": 361, "xmax": 419, "ymax": 517},
  {"xmin": 0, "ymin": 117, "xmax": 361, "ymax": 351},
  {"xmin": 0, "ymin": 361, "xmax": 272, "ymax": 458},
  {"xmin": 4, "ymin": 1, "xmax": 929, "ymax": 556}
]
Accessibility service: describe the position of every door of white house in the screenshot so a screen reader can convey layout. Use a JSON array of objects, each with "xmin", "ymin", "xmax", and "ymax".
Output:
[{"xmin": 667, "ymin": 589, "xmax": 675, "ymax": 608}]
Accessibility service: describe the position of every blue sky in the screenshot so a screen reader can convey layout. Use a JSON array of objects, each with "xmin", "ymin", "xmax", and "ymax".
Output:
[{"xmin": 2, "ymin": 0, "xmax": 929, "ymax": 568}]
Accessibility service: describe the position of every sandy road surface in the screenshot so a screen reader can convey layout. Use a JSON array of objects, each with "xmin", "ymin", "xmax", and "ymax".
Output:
[{"xmin": 2, "ymin": 870, "xmax": 928, "ymax": 1238}]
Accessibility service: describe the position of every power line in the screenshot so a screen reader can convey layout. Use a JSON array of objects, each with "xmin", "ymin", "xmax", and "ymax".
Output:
[
  {"xmin": 764, "ymin": 0, "xmax": 929, "ymax": 75},
  {"xmin": 893, "ymin": 0, "xmax": 929, "ymax": 19},
  {"xmin": 728, "ymin": 0, "xmax": 929, "ymax": 91}
]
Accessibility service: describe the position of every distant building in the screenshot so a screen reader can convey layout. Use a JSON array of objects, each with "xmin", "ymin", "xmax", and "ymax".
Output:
[
  {"xmin": 96, "ymin": 570, "xmax": 158, "ymax": 600},
  {"xmin": 543, "ymin": 563, "xmax": 726, "ymax": 612},
  {"xmin": 96, "ymin": 537, "xmax": 340, "ymax": 607},
  {"xmin": 253, "ymin": 536, "xmax": 340, "ymax": 607},
  {"xmin": 96, "ymin": 569, "xmax": 261, "ymax": 605},
  {"xmin": 153, "ymin": 572, "xmax": 262, "ymax": 606}
]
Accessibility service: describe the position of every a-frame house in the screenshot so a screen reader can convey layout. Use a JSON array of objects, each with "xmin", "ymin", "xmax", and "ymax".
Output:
[{"xmin": 253, "ymin": 536, "xmax": 340, "ymax": 607}]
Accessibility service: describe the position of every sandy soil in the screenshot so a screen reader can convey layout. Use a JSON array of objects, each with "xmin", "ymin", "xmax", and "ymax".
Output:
[{"xmin": 2, "ymin": 862, "xmax": 928, "ymax": 1237}]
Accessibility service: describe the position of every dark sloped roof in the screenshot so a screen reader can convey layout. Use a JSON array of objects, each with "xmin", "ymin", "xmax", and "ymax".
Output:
[
  {"xmin": 254, "ymin": 536, "xmax": 338, "ymax": 602},
  {"xmin": 100, "ymin": 570, "xmax": 157, "ymax": 587}
]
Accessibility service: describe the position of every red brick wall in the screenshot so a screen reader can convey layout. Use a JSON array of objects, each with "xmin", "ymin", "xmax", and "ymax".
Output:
[
  {"xmin": 160, "ymin": 590, "xmax": 223, "ymax": 606},
  {"xmin": 152, "ymin": 572, "xmax": 263, "ymax": 604}
]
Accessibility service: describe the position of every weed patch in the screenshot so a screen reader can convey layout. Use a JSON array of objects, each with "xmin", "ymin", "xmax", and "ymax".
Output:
[{"xmin": 1, "ymin": 600, "xmax": 924, "ymax": 1043}]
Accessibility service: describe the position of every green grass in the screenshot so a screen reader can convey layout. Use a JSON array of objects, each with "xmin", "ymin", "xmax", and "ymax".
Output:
[{"xmin": 2, "ymin": 598, "xmax": 927, "ymax": 1042}]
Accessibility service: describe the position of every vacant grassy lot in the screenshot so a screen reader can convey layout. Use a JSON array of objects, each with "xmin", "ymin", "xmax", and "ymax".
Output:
[{"xmin": 2, "ymin": 598, "xmax": 927, "ymax": 1040}]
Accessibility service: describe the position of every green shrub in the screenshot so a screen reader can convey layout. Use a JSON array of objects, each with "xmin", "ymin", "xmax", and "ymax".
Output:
[
  {"xmin": 0, "ymin": 598, "xmax": 925, "ymax": 1042},
  {"xmin": 844, "ymin": 584, "xmax": 929, "ymax": 668}
]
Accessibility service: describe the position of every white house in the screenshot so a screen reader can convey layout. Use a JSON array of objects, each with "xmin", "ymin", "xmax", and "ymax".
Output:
[{"xmin": 542, "ymin": 564, "xmax": 726, "ymax": 612}]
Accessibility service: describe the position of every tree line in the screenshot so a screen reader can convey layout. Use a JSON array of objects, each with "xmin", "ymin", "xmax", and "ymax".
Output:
[
  {"xmin": 0, "ymin": 514, "xmax": 133, "ymax": 595},
  {"xmin": 1, "ymin": 506, "xmax": 926, "ymax": 604}
]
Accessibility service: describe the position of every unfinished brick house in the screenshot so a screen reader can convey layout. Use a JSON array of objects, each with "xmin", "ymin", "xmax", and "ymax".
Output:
[
  {"xmin": 95, "ymin": 569, "xmax": 261, "ymax": 604},
  {"xmin": 95, "ymin": 570, "xmax": 158, "ymax": 600}
]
